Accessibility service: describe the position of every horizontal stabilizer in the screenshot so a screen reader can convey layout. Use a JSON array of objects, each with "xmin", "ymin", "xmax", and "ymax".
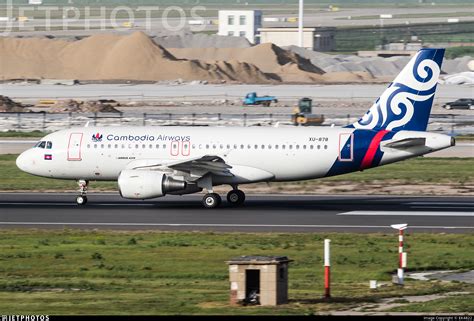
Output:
[{"xmin": 382, "ymin": 137, "xmax": 426, "ymax": 149}]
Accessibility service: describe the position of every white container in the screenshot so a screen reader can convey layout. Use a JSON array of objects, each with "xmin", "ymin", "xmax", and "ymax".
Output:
[{"xmin": 370, "ymin": 280, "xmax": 377, "ymax": 289}]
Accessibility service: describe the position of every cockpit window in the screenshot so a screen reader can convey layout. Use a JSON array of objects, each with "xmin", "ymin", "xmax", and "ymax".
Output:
[{"xmin": 34, "ymin": 141, "xmax": 52, "ymax": 149}]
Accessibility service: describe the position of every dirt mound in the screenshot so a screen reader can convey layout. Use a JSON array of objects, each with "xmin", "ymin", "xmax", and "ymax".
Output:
[
  {"xmin": 168, "ymin": 43, "xmax": 326, "ymax": 82},
  {"xmin": 0, "ymin": 32, "xmax": 273, "ymax": 83},
  {"xmin": 0, "ymin": 96, "xmax": 29, "ymax": 112},
  {"xmin": 153, "ymin": 33, "xmax": 251, "ymax": 48},
  {"xmin": 49, "ymin": 99, "xmax": 121, "ymax": 113},
  {"xmin": 1, "ymin": 32, "xmax": 376, "ymax": 84}
]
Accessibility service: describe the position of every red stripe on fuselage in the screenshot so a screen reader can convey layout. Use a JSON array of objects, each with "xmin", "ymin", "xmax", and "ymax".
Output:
[{"xmin": 360, "ymin": 130, "xmax": 390, "ymax": 170}]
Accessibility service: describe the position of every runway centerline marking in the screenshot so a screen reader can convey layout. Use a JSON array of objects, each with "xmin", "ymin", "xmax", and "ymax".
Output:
[
  {"xmin": 0, "ymin": 222, "xmax": 473, "ymax": 230},
  {"xmin": 338, "ymin": 211, "xmax": 474, "ymax": 217}
]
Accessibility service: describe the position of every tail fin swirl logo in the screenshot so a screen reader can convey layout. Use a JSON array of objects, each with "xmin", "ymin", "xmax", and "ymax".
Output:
[
  {"xmin": 350, "ymin": 48, "xmax": 444, "ymax": 132},
  {"xmin": 92, "ymin": 133, "xmax": 103, "ymax": 142}
]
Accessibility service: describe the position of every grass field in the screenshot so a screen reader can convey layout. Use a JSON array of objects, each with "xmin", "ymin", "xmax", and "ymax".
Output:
[
  {"xmin": 0, "ymin": 154, "xmax": 472, "ymax": 192},
  {"xmin": 0, "ymin": 230, "xmax": 472, "ymax": 314}
]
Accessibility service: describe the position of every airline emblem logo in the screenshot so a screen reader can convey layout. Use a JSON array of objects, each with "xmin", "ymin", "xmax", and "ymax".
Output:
[
  {"xmin": 353, "ymin": 49, "xmax": 442, "ymax": 132},
  {"xmin": 92, "ymin": 133, "xmax": 103, "ymax": 142}
]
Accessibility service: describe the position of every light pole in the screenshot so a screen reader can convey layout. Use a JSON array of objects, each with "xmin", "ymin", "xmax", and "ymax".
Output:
[{"xmin": 298, "ymin": 0, "xmax": 303, "ymax": 47}]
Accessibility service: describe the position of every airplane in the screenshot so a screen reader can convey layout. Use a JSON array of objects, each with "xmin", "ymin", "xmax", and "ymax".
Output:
[{"xmin": 16, "ymin": 48, "xmax": 454, "ymax": 208}]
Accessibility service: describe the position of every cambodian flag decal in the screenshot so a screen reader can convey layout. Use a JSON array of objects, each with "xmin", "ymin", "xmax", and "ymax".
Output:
[{"xmin": 44, "ymin": 154, "xmax": 53, "ymax": 160}]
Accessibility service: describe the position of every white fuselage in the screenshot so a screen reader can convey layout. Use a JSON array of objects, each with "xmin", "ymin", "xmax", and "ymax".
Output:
[{"xmin": 16, "ymin": 126, "xmax": 453, "ymax": 187}]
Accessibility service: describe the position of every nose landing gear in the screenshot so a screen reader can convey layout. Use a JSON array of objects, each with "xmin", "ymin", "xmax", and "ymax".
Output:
[{"xmin": 76, "ymin": 180, "xmax": 89, "ymax": 205}]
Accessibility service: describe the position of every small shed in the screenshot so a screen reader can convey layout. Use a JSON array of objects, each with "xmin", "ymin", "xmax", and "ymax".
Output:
[{"xmin": 227, "ymin": 255, "xmax": 293, "ymax": 306}]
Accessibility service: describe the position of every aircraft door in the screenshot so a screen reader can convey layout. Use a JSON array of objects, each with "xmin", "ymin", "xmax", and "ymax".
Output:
[
  {"xmin": 68, "ymin": 133, "xmax": 83, "ymax": 161},
  {"xmin": 170, "ymin": 141, "xmax": 179, "ymax": 156},
  {"xmin": 338, "ymin": 133, "xmax": 353, "ymax": 162}
]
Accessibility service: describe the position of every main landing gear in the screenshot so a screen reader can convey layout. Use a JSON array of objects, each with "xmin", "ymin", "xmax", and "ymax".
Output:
[
  {"xmin": 201, "ymin": 188, "xmax": 246, "ymax": 209},
  {"xmin": 76, "ymin": 179, "xmax": 89, "ymax": 205}
]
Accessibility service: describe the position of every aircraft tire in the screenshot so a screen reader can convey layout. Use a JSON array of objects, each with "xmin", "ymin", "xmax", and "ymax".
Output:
[
  {"xmin": 202, "ymin": 193, "xmax": 221, "ymax": 208},
  {"xmin": 76, "ymin": 195, "xmax": 87, "ymax": 205},
  {"xmin": 227, "ymin": 190, "xmax": 245, "ymax": 206}
]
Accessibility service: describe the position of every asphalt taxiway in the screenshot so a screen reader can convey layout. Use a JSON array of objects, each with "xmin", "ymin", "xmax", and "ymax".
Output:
[{"xmin": 0, "ymin": 193, "xmax": 472, "ymax": 233}]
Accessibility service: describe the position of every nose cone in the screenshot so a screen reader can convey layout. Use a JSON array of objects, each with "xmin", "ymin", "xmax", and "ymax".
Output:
[{"xmin": 16, "ymin": 151, "xmax": 31, "ymax": 173}]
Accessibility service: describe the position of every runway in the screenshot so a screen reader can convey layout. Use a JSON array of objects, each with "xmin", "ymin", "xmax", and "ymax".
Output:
[{"xmin": 0, "ymin": 193, "xmax": 473, "ymax": 233}]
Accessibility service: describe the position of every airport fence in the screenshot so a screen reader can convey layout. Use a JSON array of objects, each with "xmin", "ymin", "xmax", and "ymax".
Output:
[{"xmin": 0, "ymin": 112, "xmax": 473, "ymax": 135}]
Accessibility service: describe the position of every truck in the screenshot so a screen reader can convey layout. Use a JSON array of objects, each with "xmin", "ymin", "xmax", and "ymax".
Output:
[
  {"xmin": 243, "ymin": 92, "xmax": 278, "ymax": 107},
  {"xmin": 291, "ymin": 97, "xmax": 325, "ymax": 126}
]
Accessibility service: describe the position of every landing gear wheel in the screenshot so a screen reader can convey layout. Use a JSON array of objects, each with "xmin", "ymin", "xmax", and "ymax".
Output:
[
  {"xmin": 227, "ymin": 190, "xmax": 245, "ymax": 206},
  {"xmin": 202, "ymin": 193, "xmax": 221, "ymax": 209},
  {"xmin": 76, "ymin": 195, "xmax": 88, "ymax": 205}
]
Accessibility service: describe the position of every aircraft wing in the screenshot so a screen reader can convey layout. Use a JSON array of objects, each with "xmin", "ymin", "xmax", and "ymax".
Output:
[
  {"xmin": 127, "ymin": 155, "xmax": 233, "ymax": 178},
  {"xmin": 168, "ymin": 155, "xmax": 233, "ymax": 177},
  {"xmin": 382, "ymin": 137, "xmax": 426, "ymax": 149}
]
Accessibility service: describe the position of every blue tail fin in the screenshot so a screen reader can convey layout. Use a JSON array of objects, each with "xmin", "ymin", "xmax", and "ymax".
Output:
[{"xmin": 348, "ymin": 48, "xmax": 445, "ymax": 132}]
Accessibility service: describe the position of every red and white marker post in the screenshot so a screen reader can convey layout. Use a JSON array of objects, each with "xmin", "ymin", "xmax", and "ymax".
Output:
[
  {"xmin": 324, "ymin": 239, "xmax": 331, "ymax": 298},
  {"xmin": 391, "ymin": 224, "xmax": 408, "ymax": 285}
]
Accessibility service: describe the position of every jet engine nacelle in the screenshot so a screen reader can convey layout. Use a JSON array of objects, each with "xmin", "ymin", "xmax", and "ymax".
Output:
[{"xmin": 118, "ymin": 170, "xmax": 186, "ymax": 199}]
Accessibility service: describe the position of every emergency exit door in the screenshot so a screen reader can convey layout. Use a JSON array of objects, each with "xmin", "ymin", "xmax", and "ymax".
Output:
[
  {"xmin": 338, "ymin": 133, "xmax": 353, "ymax": 162},
  {"xmin": 68, "ymin": 133, "xmax": 83, "ymax": 161}
]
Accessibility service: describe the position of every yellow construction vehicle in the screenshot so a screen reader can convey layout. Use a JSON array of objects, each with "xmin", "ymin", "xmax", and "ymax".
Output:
[{"xmin": 291, "ymin": 97, "xmax": 325, "ymax": 126}]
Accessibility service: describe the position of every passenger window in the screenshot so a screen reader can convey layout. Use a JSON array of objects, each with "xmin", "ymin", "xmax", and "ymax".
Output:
[
  {"xmin": 282, "ymin": 145, "xmax": 286, "ymax": 149},
  {"xmin": 268, "ymin": 145, "xmax": 271, "ymax": 149},
  {"xmin": 310, "ymin": 145, "xmax": 314, "ymax": 149},
  {"xmin": 240, "ymin": 144, "xmax": 244, "ymax": 149},
  {"xmin": 261, "ymin": 145, "xmax": 265, "ymax": 149},
  {"xmin": 87, "ymin": 144, "xmax": 90, "ymax": 149},
  {"xmin": 149, "ymin": 144, "xmax": 153, "ymax": 149},
  {"xmin": 192, "ymin": 144, "xmax": 196, "ymax": 149},
  {"xmin": 303, "ymin": 145, "xmax": 306, "ymax": 149},
  {"xmin": 275, "ymin": 145, "xmax": 279, "ymax": 149},
  {"xmin": 163, "ymin": 144, "xmax": 166, "ymax": 149},
  {"xmin": 317, "ymin": 145, "xmax": 321, "ymax": 149},
  {"xmin": 94, "ymin": 144, "xmax": 97, "ymax": 149},
  {"xmin": 142, "ymin": 144, "xmax": 146, "ymax": 149},
  {"xmin": 115, "ymin": 144, "xmax": 118, "ymax": 149},
  {"xmin": 324, "ymin": 145, "xmax": 328, "ymax": 149},
  {"xmin": 206, "ymin": 144, "xmax": 209, "ymax": 149},
  {"xmin": 101, "ymin": 144, "xmax": 104, "ymax": 149},
  {"xmin": 296, "ymin": 145, "xmax": 300, "ymax": 149},
  {"xmin": 46, "ymin": 141, "xmax": 52, "ymax": 149},
  {"xmin": 213, "ymin": 144, "xmax": 217, "ymax": 149},
  {"xmin": 108, "ymin": 144, "xmax": 111, "ymax": 148},
  {"xmin": 254, "ymin": 144, "xmax": 258, "ymax": 149},
  {"xmin": 289, "ymin": 145, "xmax": 293, "ymax": 149},
  {"xmin": 234, "ymin": 144, "xmax": 237, "ymax": 149}
]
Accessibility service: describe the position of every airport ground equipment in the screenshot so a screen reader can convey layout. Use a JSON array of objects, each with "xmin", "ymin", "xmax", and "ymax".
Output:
[
  {"xmin": 243, "ymin": 92, "xmax": 278, "ymax": 107},
  {"xmin": 291, "ymin": 97, "xmax": 325, "ymax": 126},
  {"xmin": 227, "ymin": 256, "xmax": 292, "ymax": 306}
]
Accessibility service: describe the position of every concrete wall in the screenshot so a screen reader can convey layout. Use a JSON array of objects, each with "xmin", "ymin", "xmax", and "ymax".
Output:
[{"xmin": 258, "ymin": 28, "xmax": 335, "ymax": 51}]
